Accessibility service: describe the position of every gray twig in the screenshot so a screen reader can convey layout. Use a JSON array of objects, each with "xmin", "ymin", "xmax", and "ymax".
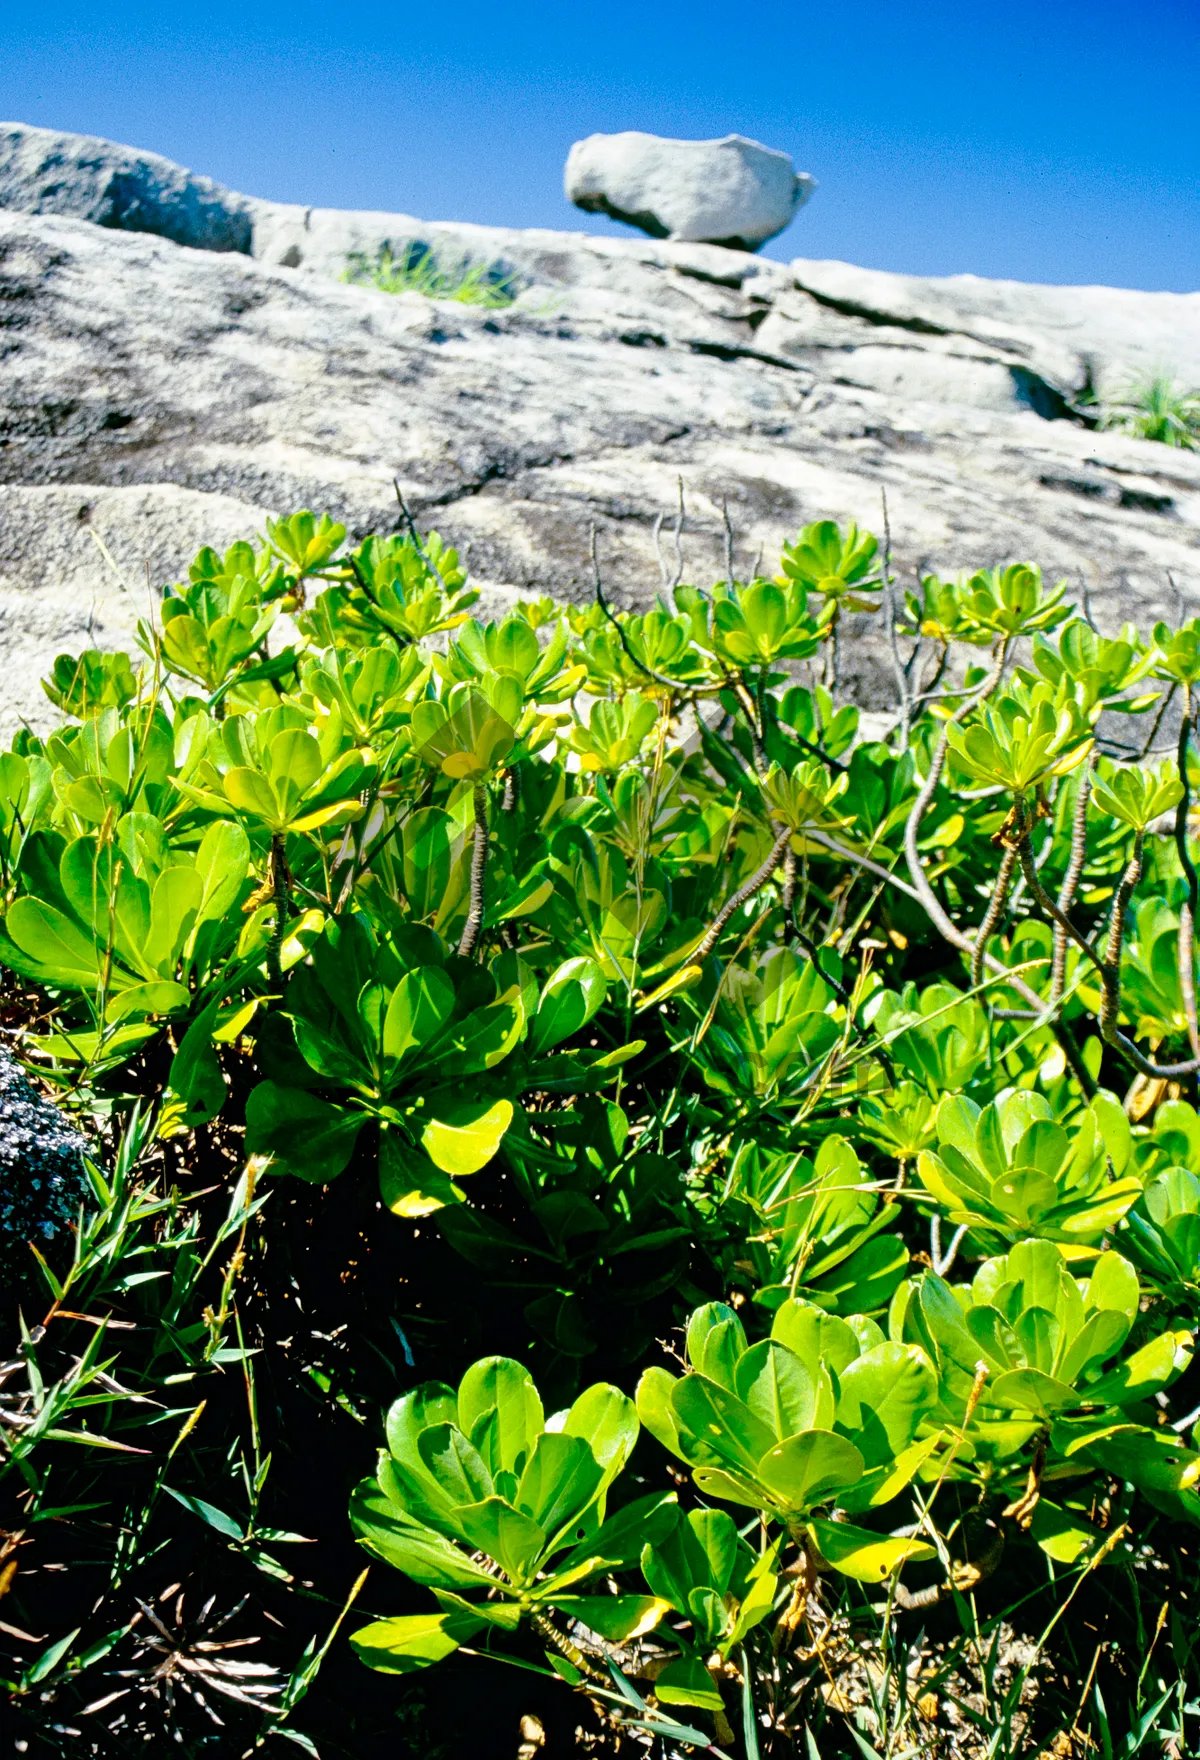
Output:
[
  {"xmin": 671, "ymin": 478, "xmax": 686, "ymax": 590},
  {"xmin": 722, "ymin": 497, "xmax": 735, "ymax": 583},
  {"xmin": 695, "ymin": 828, "xmax": 792, "ymax": 961},
  {"xmin": 457, "ymin": 783, "xmax": 490, "ymax": 958},
  {"xmin": 1139, "ymin": 681, "xmax": 1176, "ymax": 760},
  {"xmin": 881, "ymin": 488, "xmax": 915, "ymax": 748},
  {"xmin": 971, "ymin": 845, "xmax": 1017, "ymax": 988},
  {"xmin": 652, "ymin": 511, "xmax": 670, "ymax": 589},
  {"xmin": 590, "ymin": 526, "xmax": 678, "ymax": 691},
  {"xmin": 1052, "ymin": 753, "xmax": 1096, "ymax": 1001},
  {"xmin": 931, "ymin": 1217, "xmax": 968, "ymax": 1276}
]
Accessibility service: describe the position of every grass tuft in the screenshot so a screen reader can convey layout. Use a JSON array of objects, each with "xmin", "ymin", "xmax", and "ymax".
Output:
[
  {"xmin": 342, "ymin": 241, "xmax": 522, "ymax": 308},
  {"xmin": 1100, "ymin": 371, "xmax": 1200, "ymax": 449}
]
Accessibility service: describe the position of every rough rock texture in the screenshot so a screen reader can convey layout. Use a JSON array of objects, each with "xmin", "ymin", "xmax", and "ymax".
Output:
[
  {"xmin": 0, "ymin": 120, "xmax": 252, "ymax": 253},
  {"xmin": 564, "ymin": 131, "xmax": 814, "ymax": 250},
  {"xmin": 0, "ymin": 484, "xmax": 279, "ymax": 732},
  {"xmin": 1, "ymin": 164, "xmax": 1199, "ymax": 732},
  {"xmin": 0, "ymin": 1046, "xmax": 89, "ymax": 1273}
]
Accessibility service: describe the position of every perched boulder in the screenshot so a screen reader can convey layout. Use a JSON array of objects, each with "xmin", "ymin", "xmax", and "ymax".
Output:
[
  {"xmin": 0, "ymin": 1047, "xmax": 90, "ymax": 1274},
  {"xmin": 565, "ymin": 131, "xmax": 814, "ymax": 250},
  {"xmin": 0, "ymin": 120, "xmax": 252, "ymax": 253}
]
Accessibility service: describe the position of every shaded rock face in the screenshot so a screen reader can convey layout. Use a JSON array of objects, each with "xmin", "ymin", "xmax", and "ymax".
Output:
[
  {"xmin": 564, "ymin": 131, "xmax": 814, "ymax": 251},
  {"xmin": 0, "ymin": 1047, "xmax": 89, "ymax": 1276},
  {"xmin": 0, "ymin": 121, "xmax": 252, "ymax": 253},
  {"xmin": 0, "ymin": 123, "xmax": 1198, "ymax": 734}
]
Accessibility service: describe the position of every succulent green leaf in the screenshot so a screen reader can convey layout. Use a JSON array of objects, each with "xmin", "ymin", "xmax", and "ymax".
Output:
[
  {"xmin": 755, "ymin": 1430, "xmax": 865, "ymax": 1512},
  {"xmin": 457, "ymin": 1358, "xmax": 544, "ymax": 1479},
  {"xmin": 514, "ymin": 1432, "xmax": 605, "ymax": 1548},
  {"xmin": 452, "ymin": 1496, "xmax": 546, "ymax": 1584},
  {"xmin": 653, "ymin": 1656, "xmax": 726, "ymax": 1712},
  {"xmin": 835, "ymin": 1343, "xmax": 937, "ymax": 1465},
  {"xmin": 671, "ymin": 1375, "xmax": 777, "ymax": 1476},
  {"xmin": 350, "ymin": 1611, "xmax": 482, "ymax": 1675},
  {"xmin": 383, "ymin": 967, "xmax": 456, "ymax": 1064},
  {"xmin": 990, "ymin": 1368, "xmax": 1080, "ymax": 1417},
  {"xmin": 348, "ymin": 1480, "xmax": 497, "ymax": 1590},
  {"xmin": 549, "ymin": 1594, "xmax": 669, "ymax": 1642},
  {"xmin": 421, "ymin": 1099, "xmax": 513, "ymax": 1176},
  {"xmin": 807, "ymin": 1516, "xmax": 936, "ymax": 1582},
  {"xmin": 244, "ymin": 1081, "xmax": 365, "ymax": 1182},
  {"xmin": 734, "ymin": 1340, "xmax": 818, "ymax": 1440}
]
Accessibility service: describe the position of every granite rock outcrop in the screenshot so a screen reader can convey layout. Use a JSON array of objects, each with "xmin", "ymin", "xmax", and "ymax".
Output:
[{"xmin": 0, "ymin": 124, "xmax": 1198, "ymax": 734}]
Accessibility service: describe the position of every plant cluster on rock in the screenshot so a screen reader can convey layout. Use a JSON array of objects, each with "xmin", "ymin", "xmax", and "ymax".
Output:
[{"xmin": 1, "ymin": 509, "xmax": 1199, "ymax": 1758}]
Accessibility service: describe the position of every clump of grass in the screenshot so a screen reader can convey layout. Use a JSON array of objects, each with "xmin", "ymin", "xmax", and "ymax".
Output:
[
  {"xmin": 342, "ymin": 241, "xmax": 521, "ymax": 308},
  {"xmin": 1101, "ymin": 371, "xmax": 1200, "ymax": 449}
]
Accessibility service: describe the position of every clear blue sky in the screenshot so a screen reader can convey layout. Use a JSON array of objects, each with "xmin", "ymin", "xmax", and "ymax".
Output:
[{"xmin": 3, "ymin": 0, "xmax": 1198, "ymax": 290}]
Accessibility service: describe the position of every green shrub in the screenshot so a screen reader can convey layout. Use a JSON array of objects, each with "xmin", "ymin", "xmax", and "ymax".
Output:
[{"xmin": 4, "ymin": 512, "xmax": 1200, "ymax": 1756}]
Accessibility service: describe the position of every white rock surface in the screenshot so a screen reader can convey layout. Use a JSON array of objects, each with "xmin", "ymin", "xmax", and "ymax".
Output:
[
  {"xmin": 0, "ymin": 120, "xmax": 252, "ymax": 253},
  {"xmin": 0, "ymin": 485, "xmax": 270, "ymax": 734},
  {"xmin": 564, "ymin": 131, "xmax": 814, "ymax": 250},
  {"xmin": 0, "ymin": 128, "xmax": 1199, "ymax": 734}
]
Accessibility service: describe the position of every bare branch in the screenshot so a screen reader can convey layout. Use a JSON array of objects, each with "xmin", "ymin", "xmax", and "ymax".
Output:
[
  {"xmin": 971, "ymin": 844, "xmax": 1017, "ymax": 988},
  {"xmin": 881, "ymin": 487, "xmax": 915, "ymax": 748},
  {"xmin": 1173, "ymin": 693, "xmax": 1200, "ymax": 1060},
  {"xmin": 1016, "ymin": 834, "xmax": 1106, "ymax": 981},
  {"xmin": 1020, "ymin": 810, "xmax": 1200, "ymax": 1080},
  {"xmin": 1175, "ymin": 695, "xmax": 1199, "ymax": 923},
  {"xmin": 1052, "ymin": 753, "xmax": 1095, "ymax": 1001},
  {"xmin": 1179, "ymin": 902, "xmax": 1200, "ymax": 1062},
  {"xmin": 781, "ymin": 844, "xmax": 797, "ymax": 944},
  {"xmin": 910, "ymin": 642, "xmax": 951, "ymax": 710},
  {"xmin": 652, "ymin": 510, "xmax": 669, "ymax": 588},
  {"xmin": 695, "ymin": 827, "xmax": 792, "ymax": 961},
  {"xmin": 801, "ymin": 830, "xmax": 926, "ymax": 906},
  {"xmin": 671, "ymin": 476, "xmax": 686, "ymax": 590},
  {"xmin": 590, "ymin": 525, "xmax": 679, "ymax": 692},
  {"xmin": 457, "ymin": 783, "xmax": 489, "ymax": 958},
  {"xmin": 1139, "ymin": 680, "xmax": 1176, "ymax": 760},
  {"xmin": 931, "ymin": 1218, "xmax": 969, "ymax": 1276},
  {"xmin": 902, "ymin": 638, "xmax": 1011, "ymax": 964},
  {"xmin": 728, "ymin": 678, "xmax": 768, "ymax": 777},
  {"xmin": 1099, "ymin": 832, "xmax": 1145, "ymax": 1038}
]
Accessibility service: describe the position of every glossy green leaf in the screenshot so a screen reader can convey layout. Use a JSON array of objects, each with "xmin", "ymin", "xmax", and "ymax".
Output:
[
  {"xmin": 514, "ymin": 1432, "xmax": 604, "ymax": 1546},
  {"xmin": 990, "ymin": 1367, "xmax": 1080, "ymax": 1417},
  {"xmin": 452, "ymin": 1496, "xmax": 546, "ymax": 1584},
  {"xmin": 458, "ymin": 1357, "xmax": 544, "ymax": 1479},
  {"xmin": 549, "ymin": 1594, "xmax": 670, "ymax": 1642},
  {"xmin": 562, "ymin": 1381, "xmax": 639, "ymax": 1482},
  {"xmin": 671, "ymin": 1375, "xmax": 777, "ymax": 1477},
  {"xmin": 807, "ymin": 1516, "xmax": 936, "ymax": 1582},
  {"xmin": 530, "ymin": 957, "xmax": 608, "ymax": 1054},
  {"xmin": 654, "ymin": 1656, "xmax": 726, "ymax": 1712},
  {"xmin": 734, "ymin": 1340, "xmax": 817, "ymax": 1440},
  {"xmin": 350, "ymin": 1611, "xmax": 482, "ymax": 1675},
  {"xmin": 835, "ymin": 1343, "xmax": 937, "ymax": 1465},
  {"xmin": 1080, "ymin": 1329, "xmax": 1192, "ymax": 1407},
  {"xmin": 420, "ymin": 1098, "xmax": 513, "ymax": 1177},
  {"xmin": 348, "ymin": 1480, "xmax": 497, "ymax": 1590},
  {"xmin": 244, "ymin": 1081, "xmax": 365, "ymax": 1182},
  {"xmin": 756, "ymin": 1430, "xmax": 865, "ymax": 1513}
]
